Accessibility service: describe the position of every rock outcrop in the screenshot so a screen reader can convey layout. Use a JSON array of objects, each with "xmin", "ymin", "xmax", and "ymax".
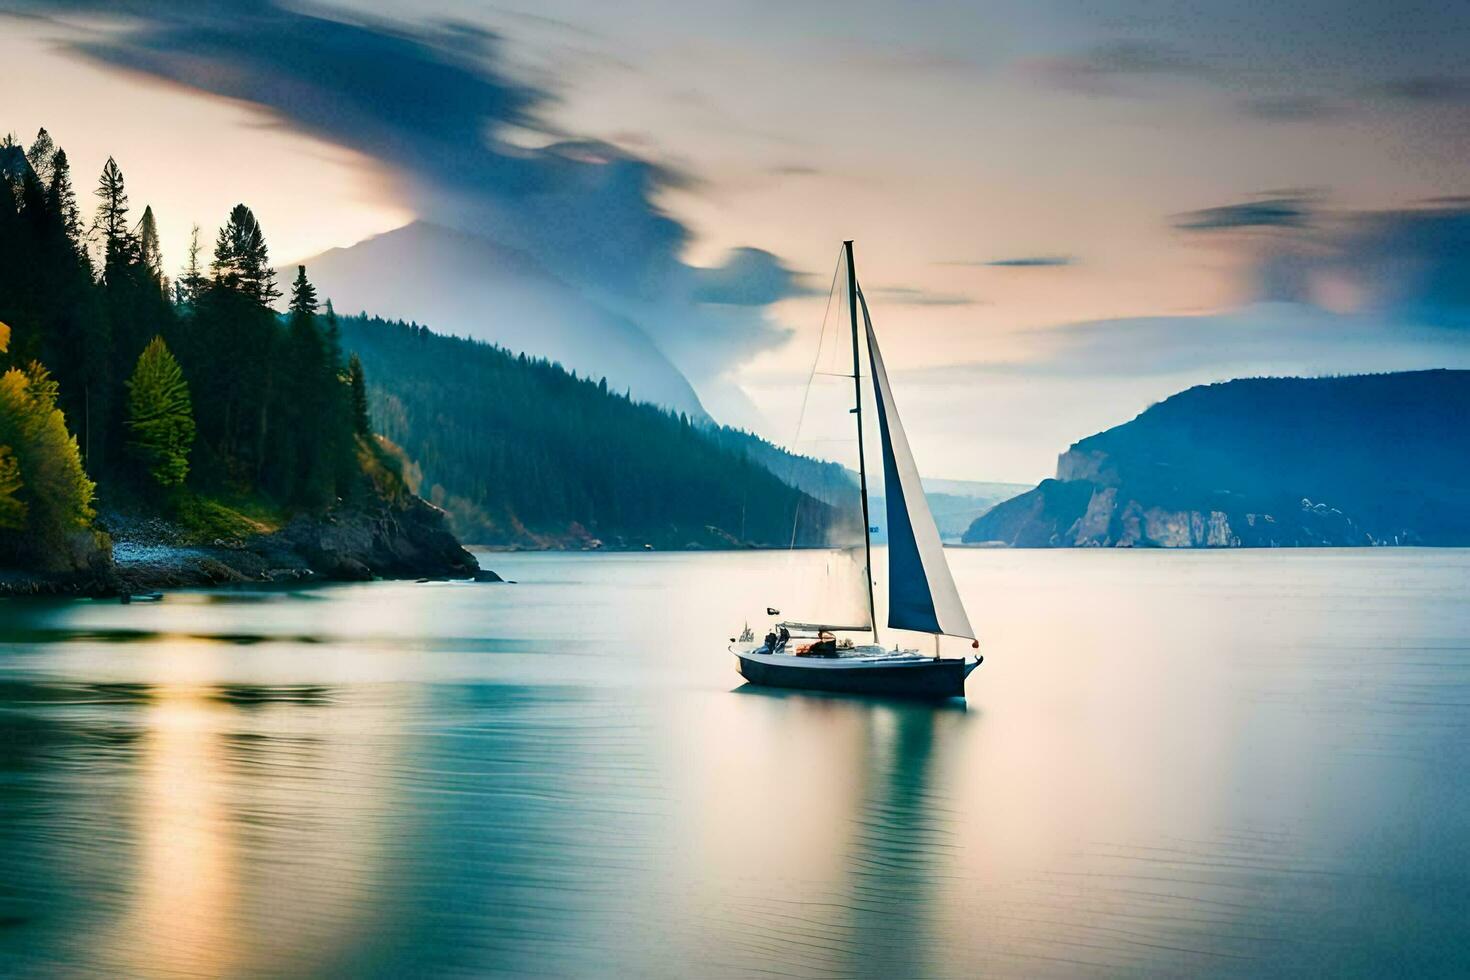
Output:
[
  {"xmin": 965, "ymin": 370, "xmax": 1470, "ymax": 548},
  {"xmin": 1, "ymin": 495, "xmax": 479, "ymax": 597}
]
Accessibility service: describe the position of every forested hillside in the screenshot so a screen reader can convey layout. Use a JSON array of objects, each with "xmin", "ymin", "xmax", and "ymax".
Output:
[
  {"xmin": 1, "ymin": 126, "xmax": 470, "ymax": 586},
  {"xmin": 339, "ymin": 314, "xmax": 845, "ymax": 548},
  {"xmin": 966, "ymin": 370, "xmax": 1470, "ymax": 547}
]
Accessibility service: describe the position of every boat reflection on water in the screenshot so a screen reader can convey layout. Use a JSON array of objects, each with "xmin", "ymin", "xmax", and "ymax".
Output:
[{"xmin": 687, "ymin": 684, "xmax": 971, "ymax": 977}]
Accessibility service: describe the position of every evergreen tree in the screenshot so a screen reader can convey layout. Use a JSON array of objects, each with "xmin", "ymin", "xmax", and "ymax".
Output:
[
  {"xmin": 182, "ymin": 202, "xmax": 280, "ymax": 482},
  {"xmin": 175, "ymin": 224, "xmax": 204, "ymax": 307},
  {"xmin": 46, "ymin": 148, "xmax": 83, "ymax": 256},
  {"xmin": 211, "ymin": 203, "xmax": 280, "ymax": 305},
  {"xmin": 289, "ymin": 264, "xmax": 318, "ymax": 316},
  {"xmin": 273, "ymin": 265, "xmax": 335, "ymax": 504},
  {"xmin": 125, "ymin": 336, "xmax": 194, "ymax": 488},
  {"xmin": 348, "ymin": 353, "xmax": 370, "ymax": 436},
  {"xmin": 94, "ymin": 156, "xmax": 137, "ymax": 278},
  {"xmin": 137, "ymin": 204, "xmax": 165, "ymax": 289},
  {"xmin": 26, "ymin": 128, "xmax": 54, "ymax": 186}
]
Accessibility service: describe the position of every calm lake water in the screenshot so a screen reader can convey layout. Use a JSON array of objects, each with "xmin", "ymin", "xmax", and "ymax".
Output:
[{"xmin": 1, "ymin": 549, "xmax": 1467, "ymax": 978}]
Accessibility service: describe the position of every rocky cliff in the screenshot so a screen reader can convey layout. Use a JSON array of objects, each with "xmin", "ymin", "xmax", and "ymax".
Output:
[
  {"xmin": 964, "ymin": 369, "xmax": 1470, "ymax": 548},
  {"xmin": 1, "ymin": 492, "xmax": 479, "ymax": 598}
]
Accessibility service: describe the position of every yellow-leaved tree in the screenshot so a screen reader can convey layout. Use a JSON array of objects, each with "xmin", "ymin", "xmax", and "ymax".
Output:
[
  {"xmin": 0, "ymin": 321, "xmax": 20, "ymax": 531},
  {"xmin": 0, "ymin": 359, "xmax": 97, "ymax": 567}
]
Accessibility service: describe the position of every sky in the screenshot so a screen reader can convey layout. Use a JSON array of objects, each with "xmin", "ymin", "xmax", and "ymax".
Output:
[{"xmin": 2, "ymin": 0, "xmax": 1468, "ymax": 481}]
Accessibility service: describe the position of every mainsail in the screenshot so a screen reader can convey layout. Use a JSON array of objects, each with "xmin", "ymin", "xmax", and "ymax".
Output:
[{"xmin": 858, "ymin": 288, "xmax": 976, "ymax": 640}]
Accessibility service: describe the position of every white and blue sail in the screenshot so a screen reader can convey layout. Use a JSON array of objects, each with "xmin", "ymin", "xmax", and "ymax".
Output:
[{"xmin": 858, "ymin": 288, "xmax": 976, "ymax": 641}]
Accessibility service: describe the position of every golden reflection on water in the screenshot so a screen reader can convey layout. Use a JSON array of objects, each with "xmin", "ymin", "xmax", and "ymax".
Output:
[
  {"xmin": 122, "ymin": 681, "xmax": 240, "ymax": 977},
  {"xmin": 92, "ymin": 638, "xmax": 410, "ymax": 978}
]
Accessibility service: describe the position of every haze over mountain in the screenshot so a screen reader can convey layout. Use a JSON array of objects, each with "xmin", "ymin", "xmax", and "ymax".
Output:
[{"xmin": 288, "ymin": 222, "xmax": 707, "ymax": 417}]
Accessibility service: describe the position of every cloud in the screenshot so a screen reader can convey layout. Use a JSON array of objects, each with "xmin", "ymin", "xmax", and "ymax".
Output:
[
  {"xmin": 831, "ymin": 42, "xmax": 987, "ymax": 76},
  {"xmin": 1240, "ymin": 95, "xmax": 1347, "ymax": 122},
  {"xmin": 913, "ymin": 201, "xmax": 1470, "ymax": 384},
  {"xmin": 1376, "ymin": 76, "xmax": 1470, "ymax": 104},
  {"xmin": 1308, "ymin": 205, "xmax": 1470, "ymax": 327},
  {"xmin": 5, "ymin": 0, "xmax": 798, "ymax": 387},
  {"xmin": 952, "ymin": 256, "xmax": 1075, "ymax": 268},
  {"xmin": 692, "ymin": 248, "xmax": 812, "ymax": 306},
  {"xmin": 1023, "ymin": 40, "xmax": 1205, "ymax": 96},
  {"xmin": 768, "ymin": 164, "xmax": 821, "ymax": 177},
  {"xmin": 866, "ymin": 286, "xmax": 979, "ymax": 308},
  {"xmin": 1174, "ymin": 196, "xmax": 1312, "ymax": 231}
]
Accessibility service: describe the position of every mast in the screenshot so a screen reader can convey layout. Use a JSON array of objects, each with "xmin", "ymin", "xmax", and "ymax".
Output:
[{"xmin": 845, "ymin": 240, "xmax": 879, "ymax": 643}]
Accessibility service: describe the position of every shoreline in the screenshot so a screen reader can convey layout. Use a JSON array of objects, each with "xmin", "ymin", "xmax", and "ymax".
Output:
[{"xmin": 0, "ymin": 494, "xmax": 483, "ymax": 599}]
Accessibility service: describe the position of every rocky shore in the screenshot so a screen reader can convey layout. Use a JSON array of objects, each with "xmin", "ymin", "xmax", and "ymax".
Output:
[{"xmin": 0, "ymin": 494, "xmax": 481, "ymax": 598}]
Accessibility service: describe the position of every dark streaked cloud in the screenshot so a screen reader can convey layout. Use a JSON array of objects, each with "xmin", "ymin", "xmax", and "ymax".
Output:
[
  {"xmin": 768, "ymin": 163, "xmax": 821, "ymax": 177},
  {"xmin": 1024, "ymin": 40, "xmax": 1205, "ymax": 96},
  {"xmin": 1320, "ymin": 205, "xmax": 1470, "ymax": 327},
  {"xmin": 1240, "ymin": 95, "xmax": 1347, "ymax": 122},
  {"xmin": 967, "ymin": 256, "xmax": 1075, "ymax": 268},
  {"xmin": 692, "ymin": 248, "xmax": 811, "ymax": 306},
  {"xmin": 1376, "ymin": 75, "xmax": 1470, "ymax": 104},
  {"xmin": 867, "ymin": 286, "xmax": 979, "ymax": 308},
  {"xmin": 911, "ymin": 201, "xmax": 1470, "ymax": 384},
  {"xmin": 1174, "ymin": 196, "xmax": 1311, "ymax": 231},
  {"xmin": 914, "ymin": 304, "xmax": 1470, "ymax": 382},
  {"xmin": 4, "ymin": 0, "xmax": 798, "ymax": 380}
]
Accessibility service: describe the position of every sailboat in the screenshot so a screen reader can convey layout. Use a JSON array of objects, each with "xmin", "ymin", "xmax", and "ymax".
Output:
[{"xmin": 732, "ymin": 241, "xmax": 982, "ymax": 701}]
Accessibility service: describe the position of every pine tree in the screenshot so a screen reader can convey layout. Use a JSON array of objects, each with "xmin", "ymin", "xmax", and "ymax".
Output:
[
  {"xmin": 125, "ymin": 336, "xmax": 194, "ymax": 487},
  {"xmin": 26, "ymin": 128, "xmax": 55, "ymax": 186},
  {"xmin": 94, "ymin": 157, "xmax": 136, "ymax": 278},
  {"xmin": 348, "ymin": 353, "xmax": 370, "ymax": 435},
  {"xmin": 289, "ymin": 264, "xmax": 318, "ymax": 317},
  {"xmin": 212, "ymin": 203, "xmax": 279, "ymax": 305},
  {"xmin": 46, "ymin": 148, "xmax": 83, "ymax": 256},
  {"xmin": 274, "ymin": 265, "xmax": 331, "ymax": 503},
  {"xmin": 176, "ymin": 224, "xmax": 204, "ymax": 307},
  {"xmin": 137, "ymin": 204, "xmax": 165, "ymax": 287}
]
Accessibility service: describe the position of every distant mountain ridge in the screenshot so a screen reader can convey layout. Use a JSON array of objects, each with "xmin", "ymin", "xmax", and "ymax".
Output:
[
  {"xmin": 286, "ymin": 222, "xmax": 707, "ymax": 417},
  {"xmin": 965, "ymin": 370, "xmax": 1470, "ymax": 547},
  {"xmin": 700, "ymin": 427, "xmax": 1031, "ymax": 541}
]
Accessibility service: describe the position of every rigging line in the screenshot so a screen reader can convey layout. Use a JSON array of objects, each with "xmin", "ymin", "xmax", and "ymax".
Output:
[{"xmin": 789, "ymin": 247, "xmax": 844, "ymax": 550}]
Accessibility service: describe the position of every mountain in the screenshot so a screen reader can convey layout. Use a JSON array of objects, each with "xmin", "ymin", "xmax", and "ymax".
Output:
[
  {"xmin": 964, "ymin": 370, "xmax": 1470, "ymax": 547},
  {"xmin": 338, "ymin": 314, "xmax": 846, "ymax": 549},
  {"xmin": 918, "ymin": 479, "xmax": 1036, "ymax": 541},
  {"xmin": 701, "ymin": 425, "xmax": 857, "ymax": 505},
  {"xmin": 289, "ymin": 222, "xmax": 706, "ymax": 417},
  {"xmin": 700, "ymin": 428, "xmax": 1030, "ymax": 541}
]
